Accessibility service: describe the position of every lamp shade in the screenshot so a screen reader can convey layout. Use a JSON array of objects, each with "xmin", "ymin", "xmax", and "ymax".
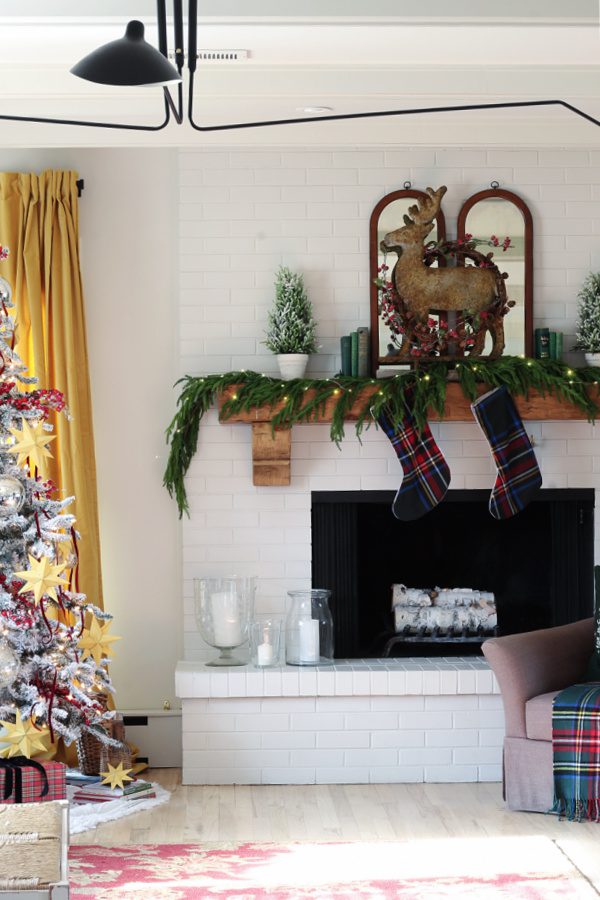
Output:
[{"xmin": 70, "ymin": 20, "xmax": 181, "ymax": 87}]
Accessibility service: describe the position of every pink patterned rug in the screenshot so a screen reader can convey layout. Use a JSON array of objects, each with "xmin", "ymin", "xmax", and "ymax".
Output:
[{"xmin": 69, "ymin": 837, "xmax": 597, "ymax": 899}]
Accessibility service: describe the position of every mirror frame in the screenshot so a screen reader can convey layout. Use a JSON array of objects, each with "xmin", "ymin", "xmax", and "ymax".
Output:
[
  {"xmin": 369, "ymin": 190, "xmax": 447, "ymax": 374},
  {"xmin": 456, "ymin": 188, "xmax": 534, "ymax": 359}
]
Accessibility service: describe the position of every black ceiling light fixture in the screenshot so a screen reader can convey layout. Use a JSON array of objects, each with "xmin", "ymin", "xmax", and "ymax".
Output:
[
  {"xmin": 71, "ymin": 20, "xmax": 181, "ymax": 88},
  {"xmin": 0, "ymin": 0, "xmax": 598, "ymax": 132}
]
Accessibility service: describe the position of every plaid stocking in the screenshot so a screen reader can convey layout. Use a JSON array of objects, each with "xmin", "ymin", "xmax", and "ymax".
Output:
[
  {"xmin": 471, "ymin": 385, "xmax": 542, "ymax": 519},
  {"xmin": 377, "ymin": 403, "xmax": 450, "ymax": 521}
]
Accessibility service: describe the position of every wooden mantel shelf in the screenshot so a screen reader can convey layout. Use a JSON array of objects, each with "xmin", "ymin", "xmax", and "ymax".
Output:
[{"xmin": 218, "ymin": 383, "xmax": 598, "ymax": 486}]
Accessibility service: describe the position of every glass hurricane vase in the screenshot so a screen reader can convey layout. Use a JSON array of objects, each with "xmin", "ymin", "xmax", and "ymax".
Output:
[{"xmin": 194, "ymin": 576, "xmax": 256, "ymax": 666}]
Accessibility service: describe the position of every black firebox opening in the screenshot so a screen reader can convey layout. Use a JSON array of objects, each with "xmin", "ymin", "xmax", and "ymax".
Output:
[{"xmin": 311, "ymin": 489, "xmax": 594, "ymax": 659}]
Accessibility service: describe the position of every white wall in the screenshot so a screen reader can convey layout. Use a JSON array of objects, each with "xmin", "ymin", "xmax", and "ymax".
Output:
[
  {"xmin": 179, "ymin": 146, "xmax": 600, "ymax": 660},
  {"xmin": 0, "ymin": 148, "xmax": 181, "ymax": 712},
  {"xmin": 81, "ymin": 149, "xmax": 181, "ymax": 711}
]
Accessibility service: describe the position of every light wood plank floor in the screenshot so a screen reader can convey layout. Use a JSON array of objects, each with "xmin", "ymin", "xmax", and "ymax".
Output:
[{"xmin": 71, "ymin": 769, "xmax": 600, "ymax": 892}]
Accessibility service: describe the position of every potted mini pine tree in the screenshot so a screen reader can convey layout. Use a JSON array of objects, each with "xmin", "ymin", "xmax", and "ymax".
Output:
[
  {"xmin": 573, "ymin": 272, "xmax": 600, "ymax": 366},
  {"xmin": 265, "ymin": 266, "xmax": 318, "ymax": 379}
]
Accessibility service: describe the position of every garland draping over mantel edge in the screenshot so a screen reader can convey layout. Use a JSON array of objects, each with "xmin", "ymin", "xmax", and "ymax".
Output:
[{"xmin": 164, "ymin": 357, "xmax": 600, "ymax": 517}]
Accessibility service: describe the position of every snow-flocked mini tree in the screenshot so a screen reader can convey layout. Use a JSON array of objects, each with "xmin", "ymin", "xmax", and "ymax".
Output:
[
  {"xmin": 574, "ymin": 272, "xmax": 600, "ymax": 354},
  {"xmin": 265, "ymin": 266, "xmax": 318, "ymax": 355},
  {"xmin": 0, "ymin": 247, "xmax": 116, "ymax": 758}
]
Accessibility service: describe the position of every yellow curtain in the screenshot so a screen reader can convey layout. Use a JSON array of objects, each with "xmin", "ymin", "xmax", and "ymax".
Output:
[{"xmin": 0, "ymin": 170, "xmax": 103, "ymax": 609}]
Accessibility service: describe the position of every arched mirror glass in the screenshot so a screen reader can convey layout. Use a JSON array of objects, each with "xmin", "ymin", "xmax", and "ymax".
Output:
[
  {"xmin": 457, "ymin": 188, "xmax": 533, "ymax": 358},
  {"xmin": 370, "ymin": 190, "xmax": 446, "ymax": 374}
]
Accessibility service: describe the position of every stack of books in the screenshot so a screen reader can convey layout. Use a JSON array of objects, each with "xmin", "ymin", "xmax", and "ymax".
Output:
[
  {"xmin": 71, "ymin": 779, "xmax": 155, "ymax": 804},
  {"xmin": 340, "ymin": 327, "xmax": 370, "ymax": 376},
  {"xmin": 534, "ymin": 328, "xmax": 563, "ymax": 360},
  {"xmin": 66, "ymin": 768, "xmax": 102, "ymax": 786}
]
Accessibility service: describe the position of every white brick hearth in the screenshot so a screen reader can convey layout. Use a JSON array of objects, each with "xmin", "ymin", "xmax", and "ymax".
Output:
[{"xmin": 176, "ymin": 658, "xmax": 503, "ymax": 785}]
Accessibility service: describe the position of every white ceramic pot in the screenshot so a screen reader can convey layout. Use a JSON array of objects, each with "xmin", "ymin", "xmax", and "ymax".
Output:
[
  {"xmin": 276, "ymin": 353, "xmax": 309, "ymax": 380},
  {"xmin": 585, "ymin": 353, "xmax": 600, "ymax": 368}
]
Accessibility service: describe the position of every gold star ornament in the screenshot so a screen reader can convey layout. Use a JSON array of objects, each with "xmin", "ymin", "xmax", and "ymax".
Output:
[
  {"xmin": 13, "ymin": 554, "xmax": 67, "ymax": 605},
  {"xmin": 8, "ymin": 418, "xmax": 55, "ymax": 472},
  {"xmin": 78, "ymin": 618, "xmax": 121, "ymax": 665},
  {"xmin": 100, "ymin": 761, "xmax": 134, "ymax": 790},
  {"xmin": 0, "ymin": 710, "xmax": 50, "ymax": 758}
]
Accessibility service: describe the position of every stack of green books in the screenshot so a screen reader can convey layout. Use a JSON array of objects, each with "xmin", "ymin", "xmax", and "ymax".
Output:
[
  {"xmin": 534, "ymin": 328, "xmax": 563, "ymax": 360},
  {"xmin": 341, "ymin": 327, "xmax": 370, "ymax": 376}
]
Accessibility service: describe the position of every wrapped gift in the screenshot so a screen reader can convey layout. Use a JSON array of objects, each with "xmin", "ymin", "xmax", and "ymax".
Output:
[{"xmin": 0, "ymin": 757, "xmax": 66, "ymax": 804}]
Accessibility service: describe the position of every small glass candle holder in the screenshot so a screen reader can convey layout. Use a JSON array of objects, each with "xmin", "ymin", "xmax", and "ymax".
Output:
[{"xmin": 250, "ymin": 618, "xmax": 282, "ymax": 668}]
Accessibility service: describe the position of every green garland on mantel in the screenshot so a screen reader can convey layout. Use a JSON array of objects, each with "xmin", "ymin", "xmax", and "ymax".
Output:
[{"xmin": 164, "ymin": 357, "xmax": 600, "ymax": 516}]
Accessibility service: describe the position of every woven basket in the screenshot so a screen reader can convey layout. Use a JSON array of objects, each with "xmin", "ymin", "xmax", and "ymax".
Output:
[
  {"xmin": 76, "ymin": 713, "xmax": 128, "ymax": 776},
  {"xmin": 75, "ymin": 729, "xmax": 105, "ymax": 776},
  {"xmin": 0, "ymin": 801, "xmax": 64, "ymax": 887},
  {"xmin": 75, "ymin": 694, "xmax": 111, "ymax": 775}
]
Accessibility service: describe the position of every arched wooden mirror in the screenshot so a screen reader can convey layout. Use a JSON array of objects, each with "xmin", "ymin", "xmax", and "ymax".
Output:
[
  {"xmin": 457, "ymin": 188, "xmax": 533, "ymax": 358},
  {"xmin": 370, "ymin": 189, "xmax": 446, "ymax": 374}
]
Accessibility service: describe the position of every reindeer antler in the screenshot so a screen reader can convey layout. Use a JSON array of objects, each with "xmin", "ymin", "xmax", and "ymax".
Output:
[{"xmin": 406, "ymin": 185, "xmax": 447, "ymax": 226}]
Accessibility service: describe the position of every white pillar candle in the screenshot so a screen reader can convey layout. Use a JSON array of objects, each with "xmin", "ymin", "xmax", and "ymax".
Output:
[
  {"xmin": 211, "ymin": 592, "xmax": 242, "ymax": 647},
  {"xmin": 257, "ymin": 641, "xmax": 274, "ymax": 667},
  {"xmin": 298, "ymin": 617, "xmax": 320, "ymax": 664}
]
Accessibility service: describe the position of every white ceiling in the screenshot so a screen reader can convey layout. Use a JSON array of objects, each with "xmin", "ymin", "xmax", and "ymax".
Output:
[
  {"xmin": 1, "ymin": 1, "xmax": 596, "ymax": 19},
  {"xmin": 0, "ymin": 3, "xmax": 599, "ymax": 147}
]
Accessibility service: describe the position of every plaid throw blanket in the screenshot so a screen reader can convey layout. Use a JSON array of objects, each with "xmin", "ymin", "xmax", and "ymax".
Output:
[{"xmin": 552, "ymin": 682, "xmax": 600, "ymax": 821}]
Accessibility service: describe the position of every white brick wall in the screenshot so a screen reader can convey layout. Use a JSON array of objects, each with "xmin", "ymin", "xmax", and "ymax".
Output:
[{"xmin": 178, "ymin": 146, "xmax": 600, "ymax": 658}]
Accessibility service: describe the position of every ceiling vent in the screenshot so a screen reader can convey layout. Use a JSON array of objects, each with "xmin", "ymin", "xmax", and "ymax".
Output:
[
  {"xmin": 168, "ymin": 49, "xmax": 249, "ymax": 63},
  {"xmin": 197, "ymin": 50, "xmax": 249, "ymax": 62}
]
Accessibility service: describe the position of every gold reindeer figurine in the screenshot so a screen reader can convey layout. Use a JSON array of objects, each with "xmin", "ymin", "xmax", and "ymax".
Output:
[{"xmin": 381, "ymin": 186, "xmax": 506, "ymax": 359}]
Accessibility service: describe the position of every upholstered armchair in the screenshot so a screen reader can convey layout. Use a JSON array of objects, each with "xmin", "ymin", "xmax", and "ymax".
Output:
[{"xmin": 482, "ymin": 617, "xmax": 594, "ymax": 812}]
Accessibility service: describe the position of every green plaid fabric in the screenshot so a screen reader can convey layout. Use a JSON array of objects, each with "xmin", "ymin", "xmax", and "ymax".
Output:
[{"xmin": 552, "ymin": 682, "xmax": 600, "ymax": 821}]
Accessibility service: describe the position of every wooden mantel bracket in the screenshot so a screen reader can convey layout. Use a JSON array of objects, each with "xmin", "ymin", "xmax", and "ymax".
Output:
[
  {"xmin": 218, "ymin": 382, "xmax": 598, "ymax": 487},
  {"xmin": 251, "ymin": 423, "xmax": 291, "ymax": 486}
]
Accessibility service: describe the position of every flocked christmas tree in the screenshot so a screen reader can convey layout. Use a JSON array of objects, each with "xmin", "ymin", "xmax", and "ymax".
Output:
[
  {"xmin": 0, "ymin": 246, "xmax": 117, "ymax": 758},
  {"xmin": 265, "ymin": 266, "xmax": 318, "ymax": 354},
  {"xmin": 573, "ymin": 272, "xmax": 600, "ymax": 353}
]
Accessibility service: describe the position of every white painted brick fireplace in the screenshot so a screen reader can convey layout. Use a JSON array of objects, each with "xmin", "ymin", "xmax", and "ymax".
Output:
[{"xmin": 177, "ymin": 146, "xmax": 600, "ymax": 785}]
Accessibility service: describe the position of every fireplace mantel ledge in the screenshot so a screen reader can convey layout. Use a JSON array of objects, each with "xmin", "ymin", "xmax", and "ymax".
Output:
[
  {"xmin": 218, "ymin": 382, "xmax": 598, "ymax": 485},
  {"xmin": 175, "ymin": 658, "xmax": 500, "ymax": 700}
]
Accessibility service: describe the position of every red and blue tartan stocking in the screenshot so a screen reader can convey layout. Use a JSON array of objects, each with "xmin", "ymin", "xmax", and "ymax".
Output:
[
  {"xmin": 377, "ymin": 402, "xmax": 451, "ymax": 521},
  {"xmin": 471, "ymin": 385, "xmax": 542, "ymax": 519}
]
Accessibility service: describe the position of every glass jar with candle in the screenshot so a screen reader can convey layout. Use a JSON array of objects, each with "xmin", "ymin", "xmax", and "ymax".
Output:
[
  {"xmin": 285, "ymin": 589, "xmax": 333, "ymax": 666},
  {"xmin": 249, "ymin": 617, "xmax": 282, "ymax": 668},
  {"xmin": 194, "ymin": 576, "xmax": 256, "ymax": 666}
]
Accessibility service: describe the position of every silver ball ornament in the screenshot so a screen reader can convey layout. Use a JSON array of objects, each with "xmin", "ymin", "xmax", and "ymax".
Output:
[
  {"xmin": 0, "ymin": 277, "xmax": 11, "ymax": 307},
  {"xmin": 0, "ymin": 641, "xmax": 18, "ymax": 689},
  {"xmin": 29, "ymin": 541, "xmax": 53, "ymax": 560},
  {"xmin": 0, "ymin": 475, "xmax": 25, "ymax": 518}
]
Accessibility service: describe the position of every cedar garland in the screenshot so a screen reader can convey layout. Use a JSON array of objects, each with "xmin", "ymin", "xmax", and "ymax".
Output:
[{"xmin": 164, "ymin": 357, "xmax": 600, "ymax": 516}]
